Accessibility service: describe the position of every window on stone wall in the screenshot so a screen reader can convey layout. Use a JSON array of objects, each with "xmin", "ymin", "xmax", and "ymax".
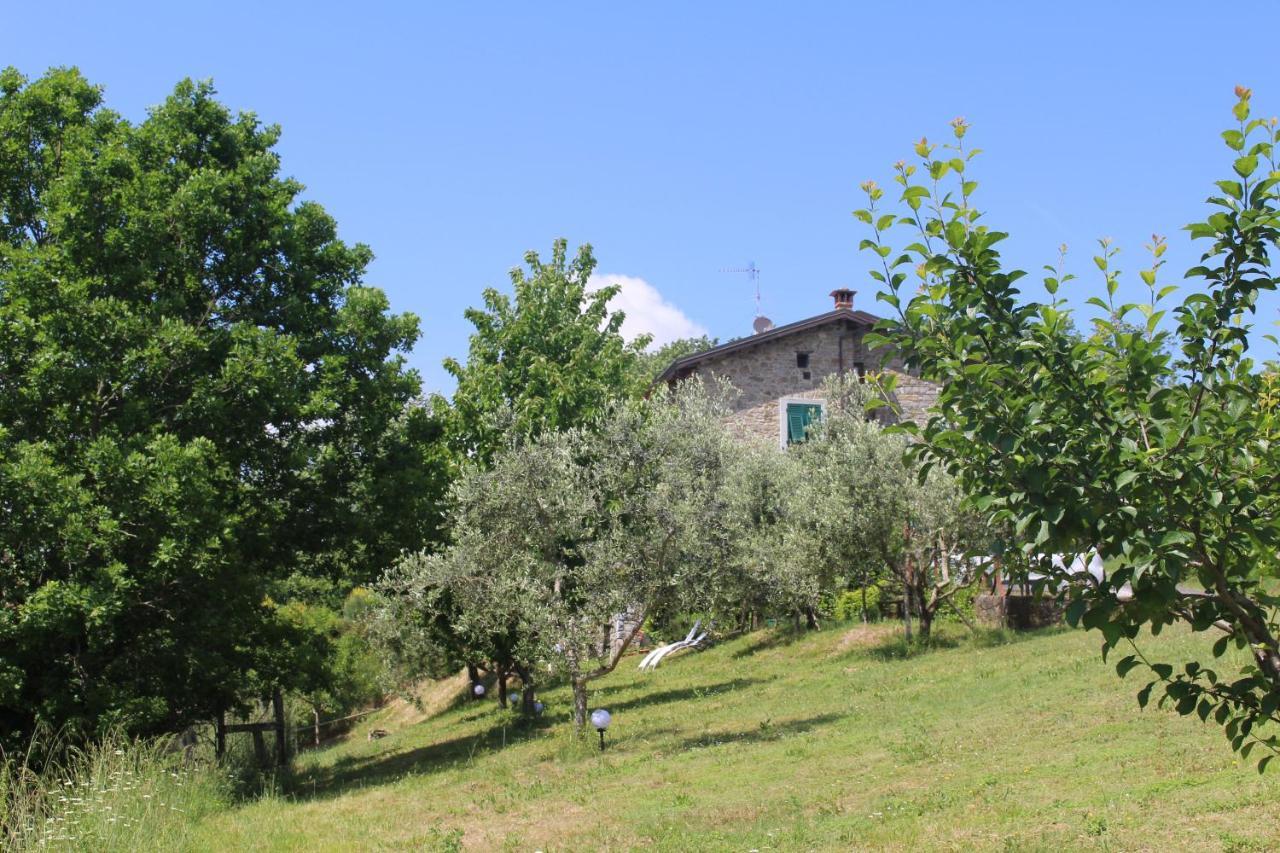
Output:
[
  {"xmin": 795, "ymin": 352, "xmax": 809, "ymax": 369},
  {"xmin": 786, "ymin": 402, "xmax": 822, "ymax": 444}
]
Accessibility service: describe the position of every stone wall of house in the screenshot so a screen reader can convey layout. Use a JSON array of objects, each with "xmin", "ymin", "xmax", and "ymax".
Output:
[{"xmin": 687, "ymin": 320, "xmax": 938, "ymax": 445}]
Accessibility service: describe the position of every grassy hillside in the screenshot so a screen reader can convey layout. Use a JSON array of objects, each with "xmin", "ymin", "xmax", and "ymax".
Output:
[{"xmin": 195, "ymin": 624, "xmax": 1280, "ymax": 852}]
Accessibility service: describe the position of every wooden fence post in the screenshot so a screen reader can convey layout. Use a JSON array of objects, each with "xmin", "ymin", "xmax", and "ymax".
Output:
[
  {"xmin": 272, "ymin": 689, "xmax": 287, "ymax": 768},
  {"xmin": 251, "ymin": 729, "xmax": 268, "ymax": 767},
  {"xmin": 215, "ymin": 711, "xmax": 226, "ymax": 760}
]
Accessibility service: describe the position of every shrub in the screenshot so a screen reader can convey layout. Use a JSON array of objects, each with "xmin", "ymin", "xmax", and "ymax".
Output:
[
  {"xmin": 280, "ymin": 591, "xmax": 388, "ymax": 742},
  {"xmin": 939, "ymin": 582, "xmax": 979, "ymax": 626},
  {"xmin": 834, "ymin": 586, "xmax": 882, "ymax": 623}
]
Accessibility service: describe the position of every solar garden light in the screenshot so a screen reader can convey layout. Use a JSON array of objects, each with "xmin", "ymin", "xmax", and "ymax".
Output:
[
  {"xmin": 590, "ymin": 709, "xmax": 612, "ymax": 751},
  {"xmin": 472, "ymin": 683, "xmax": 485, "ymax": 699}
]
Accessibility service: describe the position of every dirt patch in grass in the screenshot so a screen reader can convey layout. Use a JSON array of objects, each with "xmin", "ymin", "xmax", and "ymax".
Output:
[
  {"xmin": 375, "ymin": 670, "xmax": 469, "ymax": 732},
  {"xmin": 460, "ymin": 799, "xmax": 596, "ymax": 850},
  {"xmin": 833, "ymin": 623, "xmax": 898, "ymax": 654}
]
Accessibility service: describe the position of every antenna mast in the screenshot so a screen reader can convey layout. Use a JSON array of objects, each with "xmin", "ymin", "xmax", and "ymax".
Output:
[
  {"xmin": 721, "ymin": 261, "xmax": 762, "ymax": 314},
  {"xmin": 721, "ymin": 261, "xmax": 772, "ymax": 333}
]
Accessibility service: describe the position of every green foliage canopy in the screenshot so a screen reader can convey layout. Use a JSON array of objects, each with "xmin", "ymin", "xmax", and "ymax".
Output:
[
  {"xmin": 379, "ymin": 383, "xmax": 741, "ymax": 728},
  {"xmin": 858, "ymin": 89, "xmax": 1280, "ymax": 768},
  {"xmin": 789, "ymin": 377, "xmax": 983, "ymax": 639},
  {"xmin": 441, "ymin": 239, "xmax": 649, "ymax": 464},
  {"xmin": 634, "ymin": 334, "xmax": 718, "ymax": 385},
  {"xmin": 0, "ymin": 68, "xmax": 447, "ymax": 747}
]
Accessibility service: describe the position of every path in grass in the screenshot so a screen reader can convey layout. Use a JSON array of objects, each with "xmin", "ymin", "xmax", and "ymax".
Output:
[{"xmin": 194, "ymin": 624, "xmax": 1280, "ymax": 851}]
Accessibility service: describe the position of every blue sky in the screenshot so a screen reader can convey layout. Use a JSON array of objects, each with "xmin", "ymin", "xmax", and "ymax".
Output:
[{"xmin": 5, "ymin": 3, "xmax": 1279, "ymax": 391}]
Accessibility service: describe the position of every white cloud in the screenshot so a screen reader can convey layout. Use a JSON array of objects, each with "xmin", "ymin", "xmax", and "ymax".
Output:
[{"xmin": 589, "ymin": 273, "xmax": 708, "ymax": 350}]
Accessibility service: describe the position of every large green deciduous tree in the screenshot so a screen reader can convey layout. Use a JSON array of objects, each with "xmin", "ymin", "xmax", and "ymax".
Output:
[
  {"xmin": 858, "ymin": 89, "xmax": 1280, "ymax": 767},
  {"xmin": 0, "ymin": 68, "xmax": 447, "ymax": 747},
  {"xmin": 441, "ymin": 239, "xmax": 649, "ymax": 465}
]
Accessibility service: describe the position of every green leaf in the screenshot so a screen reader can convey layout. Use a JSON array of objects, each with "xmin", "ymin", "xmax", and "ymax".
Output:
[
  {"xmin": 1234, "ymin": 155, "xmax": 1259, "ymax": 178},
  {"xmin": 1065, "ymin": 598, "xmax": 1088, "ymax": 627},
  {"xmin": 1116, "ymin": 470, "xmax": 1139, "ymax": 489},
  {"xmin": 1215, "ymin": 180, "xmax": 1243, "ymax": 200}
]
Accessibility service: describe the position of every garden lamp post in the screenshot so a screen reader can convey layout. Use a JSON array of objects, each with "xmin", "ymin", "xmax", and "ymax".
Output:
[{"xmin": 591, "ymin": 709, "xmax": 611, "ymax": 751}]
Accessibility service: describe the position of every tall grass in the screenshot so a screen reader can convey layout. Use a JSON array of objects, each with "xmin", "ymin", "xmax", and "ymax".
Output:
[{"xmin": 0, "ymin": 729, "xmax": 231, "ymax": 851}]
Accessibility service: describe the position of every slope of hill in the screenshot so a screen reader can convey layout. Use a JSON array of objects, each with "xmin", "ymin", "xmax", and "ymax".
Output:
[{"xmin": 194, "ymin": 624, "xmax": 1280, "ymax": 851}]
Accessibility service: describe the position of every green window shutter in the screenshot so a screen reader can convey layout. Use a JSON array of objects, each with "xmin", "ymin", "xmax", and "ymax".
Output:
[
  {"xmin": 786, "ymin": 403, "xmax": 822, "ymax": 443},
  {"xmin": 787, "ymin": 406, "xmax": 806, "ymax": 443}
]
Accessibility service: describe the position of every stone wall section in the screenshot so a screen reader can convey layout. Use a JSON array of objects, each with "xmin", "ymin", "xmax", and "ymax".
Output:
[{"xmin": 683, "ymin": 320, "xmax": 939, "ymax": 444}]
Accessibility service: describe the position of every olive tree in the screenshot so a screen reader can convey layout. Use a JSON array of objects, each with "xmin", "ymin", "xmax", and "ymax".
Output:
[
  {"xmin": 721, "ymin": 438, "xmax": 807, "ymax": 630},
  {"xmin": 790, "ymin": 377, "xmax": 981, "ymax": 641},
  {"xmin": 857, "ymin": 88, "xmax": 1280, "ymax": 767},
  {"xmin": 378, "ymin": 383, "xmax": 739, "ymax": 730}
]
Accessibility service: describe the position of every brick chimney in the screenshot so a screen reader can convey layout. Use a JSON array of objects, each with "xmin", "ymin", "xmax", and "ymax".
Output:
[{"xmin": 830, "ymin": 288, "xmax": 856, "ymax": 310}]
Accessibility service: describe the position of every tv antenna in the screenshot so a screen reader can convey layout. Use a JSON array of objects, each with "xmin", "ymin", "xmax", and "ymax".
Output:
[{"xmin": 721, "ymin": 261, "xmax": 772, "ymax": 331}]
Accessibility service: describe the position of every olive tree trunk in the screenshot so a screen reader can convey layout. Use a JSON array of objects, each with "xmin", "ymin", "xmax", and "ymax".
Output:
[{"xmin": 572, "ymin": 679, "xmax": 589, "ymax": 729}]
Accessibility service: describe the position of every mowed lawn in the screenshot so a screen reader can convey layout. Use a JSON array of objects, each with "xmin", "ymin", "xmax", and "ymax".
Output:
[{"xmin": 193, "ymin": 624, "xmax": 1280, "ymax": 851}]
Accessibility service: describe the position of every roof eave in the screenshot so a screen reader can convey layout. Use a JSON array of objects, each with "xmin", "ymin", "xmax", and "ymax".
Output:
[{"xmin": 653, "ymin": 307, "xmax": 881, "ymax": 384}]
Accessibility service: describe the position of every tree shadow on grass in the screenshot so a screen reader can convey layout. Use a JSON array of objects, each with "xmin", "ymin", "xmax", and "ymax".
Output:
[
  {"xmin": 288, "ymin": 718, "xmax": 542, "ymax": 801},
  {"xmin": 676, "ymin": 712, "xmax": 844, "ymax": 750},
  {"xmin": 601, "ymin": 677, "xmax": 773, "ymax": 715},
  {"xmin": 729, "ymin": 628, "xmax": 810, "ymax": 659},
  {"xmin": 861, "ymin": 623, "xmax": 1070, "ymax": 662}
]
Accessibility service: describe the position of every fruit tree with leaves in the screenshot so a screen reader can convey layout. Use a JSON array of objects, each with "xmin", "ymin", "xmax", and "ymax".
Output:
[{"xmin": 858, "ymin": 87, "xmax": 1280, "ymax": 769}]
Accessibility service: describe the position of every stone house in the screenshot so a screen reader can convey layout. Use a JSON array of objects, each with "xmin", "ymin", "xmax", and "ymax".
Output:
[{"xmin": 655, "ymin": 288, "xmax": 938, "ymax": 446}]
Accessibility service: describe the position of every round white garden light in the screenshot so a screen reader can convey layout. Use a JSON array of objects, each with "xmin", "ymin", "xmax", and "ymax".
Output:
[
  {"xmin": 591, "ymin": 709, "xmax": 612, "ymax": 751},
  {"xmin": 472, "ymin": 683, "xmax": 485, "ymax": 698}
]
